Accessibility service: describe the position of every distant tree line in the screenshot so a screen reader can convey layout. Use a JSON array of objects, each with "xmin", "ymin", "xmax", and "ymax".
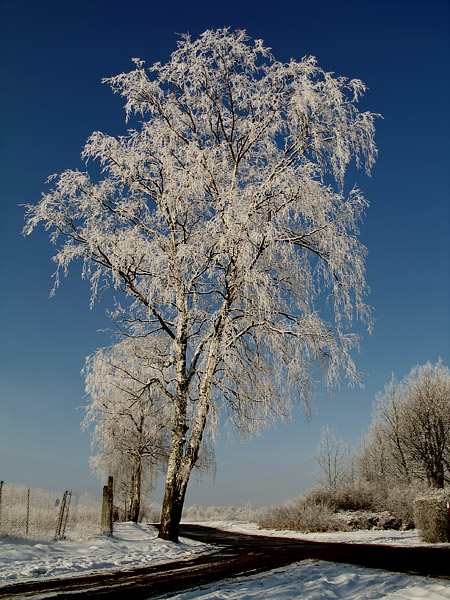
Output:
[{"xmin": 316, "ymin": 361, "xmax": 450, "ymax": 490}]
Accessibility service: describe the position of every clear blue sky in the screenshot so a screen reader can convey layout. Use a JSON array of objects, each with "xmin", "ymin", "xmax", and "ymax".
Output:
[{"xmin": 1, "ymin": 0, "xmax": 449, "ymax": 508}]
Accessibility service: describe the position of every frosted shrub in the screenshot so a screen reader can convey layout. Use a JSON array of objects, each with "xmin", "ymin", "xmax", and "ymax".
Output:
[
  {"xmin": 382, "ymin": 482, "xmax": 428, "ymax": 529},
  {"xmin": 258, "ymin": 497, "xmax": 342, "ymax": 533},
  {"xmin": 257, "ymin": 481, "xmax": 428, "ymax": 534},
  {"xmin": 335, "ymin": 510, "xmax": 401, "ymax": 531},
  {"xmin": 309, "ymin": 481, "xmax": 427, "ymax": 529},
  {"xmin": 306, "ymin": 482, "xmax": 377, "ymax": 512},
  {"xmin": 414, "ymin": 489, "xmax": 450, "ymax": 543},
  {"xmin": 182, "ymin": 504, "xmax": 258, "ymax": 523}
]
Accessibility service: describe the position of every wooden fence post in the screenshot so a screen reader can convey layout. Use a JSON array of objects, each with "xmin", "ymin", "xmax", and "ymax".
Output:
[
  {"xmin": 0, "ymin": 480, "xmax": 3, "ymax": 526},
  {"xmin": 101, "ymin": 476, "xmax": 114, "ymax": 536},
  {"xmin": 25, "ymin": 488, "xmax": 31, "ymax": 535},
  {"xmin": 55, "ymin": 491, "xmax": 73, "ymax": 540}
]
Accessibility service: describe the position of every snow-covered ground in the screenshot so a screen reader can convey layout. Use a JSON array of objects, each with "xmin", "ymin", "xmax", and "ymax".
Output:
[
  {"xmin": 0, "ymin": 522, "xmax": 212, "ymax": 584},
  {"xmin": 1, "ymin": 521, "xmax": 449, "ymax": 599},
  {"xmin": 165, "ymin": 559, "xmax": 450, "ymax": 600}
]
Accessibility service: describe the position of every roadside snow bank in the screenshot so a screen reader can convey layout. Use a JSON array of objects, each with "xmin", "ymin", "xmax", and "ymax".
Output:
[{"xmin": 0, "ymin": 522, "xmax": 212, "ymax": 584}]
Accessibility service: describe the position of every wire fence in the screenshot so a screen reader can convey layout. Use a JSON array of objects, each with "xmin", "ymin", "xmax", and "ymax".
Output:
[{"xmin": 0, "ymin": 481, "xmax": 102, "ymax": 541}]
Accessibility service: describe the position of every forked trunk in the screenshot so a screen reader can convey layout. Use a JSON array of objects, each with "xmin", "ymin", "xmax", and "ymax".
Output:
[
  {"xmin": 159, "ymin": 396, "xmax": 211, "ymax": 542},
  {"xmin": 159, "ymin": 321, "xmax": 224, "ymax": 542}
]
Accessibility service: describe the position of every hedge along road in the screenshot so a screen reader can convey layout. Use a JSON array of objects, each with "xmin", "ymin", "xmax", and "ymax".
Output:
[{"xmin": 1, "ymin": 524, "xmax": 449, "ymax": 599}]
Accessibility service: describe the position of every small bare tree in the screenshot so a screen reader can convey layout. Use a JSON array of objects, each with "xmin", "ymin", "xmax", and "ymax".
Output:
[{"xmin": 314, "ymin": 426, "xmax": 351, "ymax": 488}]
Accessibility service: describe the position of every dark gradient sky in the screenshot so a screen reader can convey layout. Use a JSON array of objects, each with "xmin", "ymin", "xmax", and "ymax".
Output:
[{"xmin": 1, "ymin": 0, "xmax": 449, "ymax": 506}]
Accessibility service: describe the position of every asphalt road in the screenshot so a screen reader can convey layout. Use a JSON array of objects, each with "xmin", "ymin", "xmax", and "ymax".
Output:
[{"xmin": 1, "ymin": 524, "xmax": 449, "ymax": 599}]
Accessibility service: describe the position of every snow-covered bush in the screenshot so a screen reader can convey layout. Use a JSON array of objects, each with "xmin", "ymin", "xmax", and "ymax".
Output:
[
  {"xmin": 257, "ymin": 481, "xmax": 427, "ymax": 534},
  {"xmin": 381, "ymin": 482, "xmax": 428, "ymax": 529},
  {"xmin": 306, "ymin": 482, "xmax": 378, "ymax": 512},
  {"xmin": 181, "ymin": 503, "xmax": 258, "ymax": 523},
  {"xmin": 310, "ymin": 481, "xmax": 428, "ymax": 529},
  {"xmin": 258, "ymin": 497, "xmax": 343, "ymax": 533},
  {"xmin": 334, "ymin": 510, "xmax": 401, "ymax": 531},
  {"xmin": 414, "ymin": 489, "xmax": 450, "ymax": 543}
]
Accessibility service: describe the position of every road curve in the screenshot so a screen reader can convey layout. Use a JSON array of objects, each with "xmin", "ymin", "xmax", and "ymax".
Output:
[{"xmin": 0, "ymin": 524, "xmax": 449, "ymax": 599}]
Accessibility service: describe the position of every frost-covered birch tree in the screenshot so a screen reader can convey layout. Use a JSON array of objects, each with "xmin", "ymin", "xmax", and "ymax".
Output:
[
  {"xmin": 83, "ymin": 338, "xmax": 172, "ymax": 522},
  {"xmin": 24, "ymin": 28, "xmax": 378, "ymax": 541}
]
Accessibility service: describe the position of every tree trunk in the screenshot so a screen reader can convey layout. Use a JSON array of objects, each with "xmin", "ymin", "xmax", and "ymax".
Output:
[
  {"xmin": 101, "ymin": 476, "xmax": 114, "ymax": 536},
  {"xmin": 427, "ymin": 458, "xmax": 445, "ymax": 488},
  {"xmin": 159, "ymin": 473, "xmax": 187, "ymax": 542},
  {"xmin": 158, "ymin": 416, "xmax": 190, "ymax": 542},
  {"xmin": 129, "ymin": 459, "xmax": 142, "ymax": 523},
  {"xmin": 159, "ymin": 302, "xmax": 190, "ymax": 542},
  {"xmin": 159, "ymin": 365, "xmax": 217, "ymax": 542},
  {"xmin": 159, "ymin": 394, "xmax": 212, "ymax": 542}
]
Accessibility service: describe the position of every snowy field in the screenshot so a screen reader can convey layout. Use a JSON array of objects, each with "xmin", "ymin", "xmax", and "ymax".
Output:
[{"xmin": 0, "ymin": 521, "xmax": 449, "ymax": 599}]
